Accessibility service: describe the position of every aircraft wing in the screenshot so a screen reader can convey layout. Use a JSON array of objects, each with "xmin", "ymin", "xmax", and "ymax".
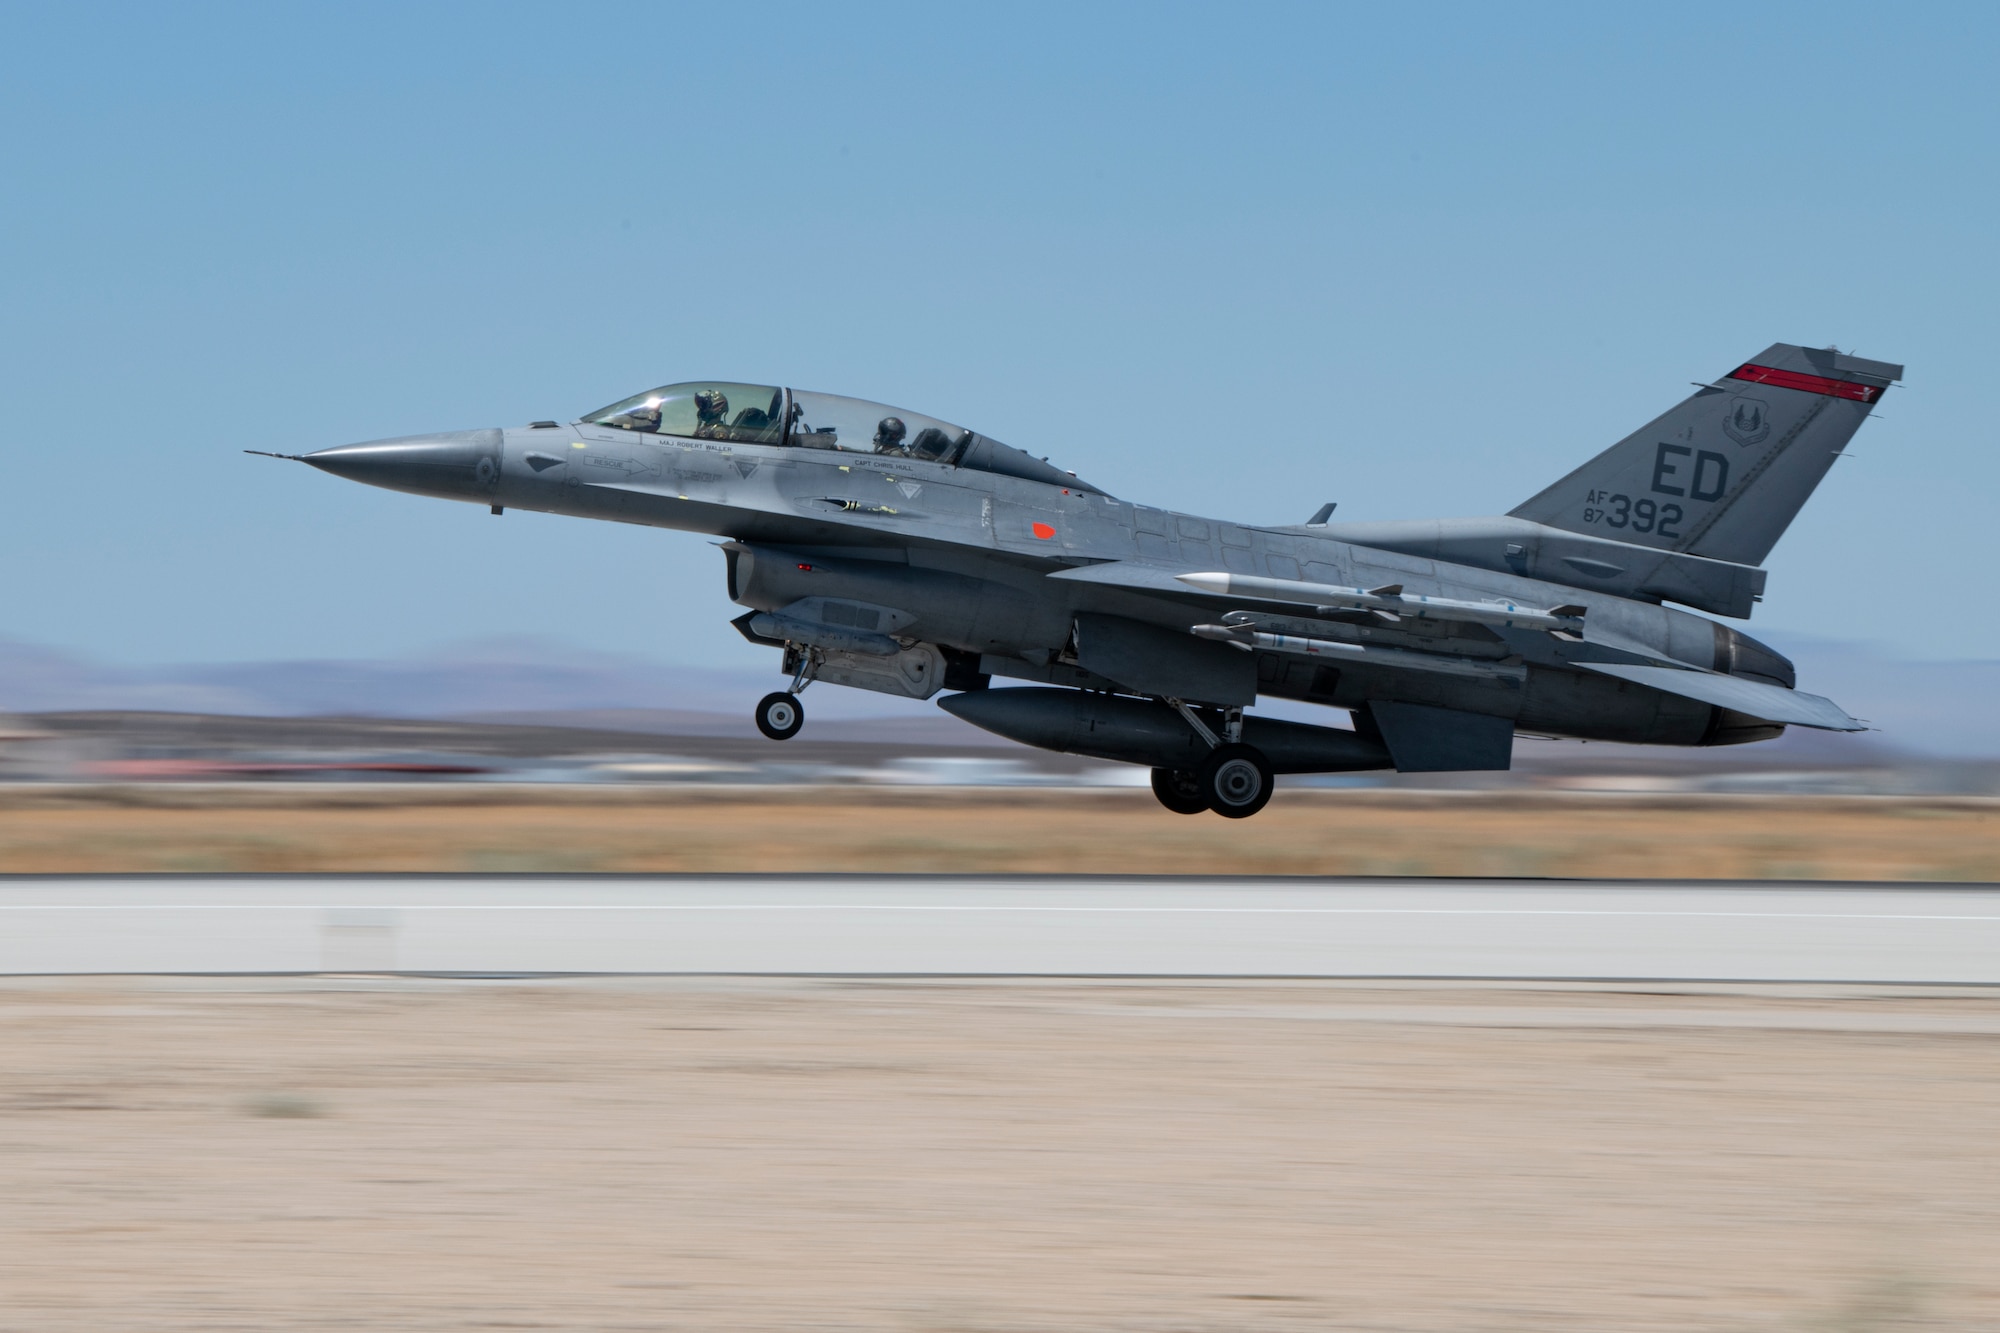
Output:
[
  {"xmin": 1053, "ymin": 562, "xmax": 1862, "ymax": 731},
  {"xmin": 1576, "ymin": 663, "xmax": 1864, "ymax": 731},
  {"xmin": 1047, "ymin": 560, "xmax": 1208, "ymax": 596}
]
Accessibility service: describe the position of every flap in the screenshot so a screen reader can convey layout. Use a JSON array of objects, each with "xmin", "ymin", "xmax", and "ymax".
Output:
[
  {"xmin": 1073, "ymin": 613, "xmax": 1256, "ymax": 706},
  {"xmin": 1577, "ymin": 663, "xmax": 1863, "ymax": 731},
  {"xmin": 1364, "ymin": 702, "xmax": 1515, "ymax": 773}
]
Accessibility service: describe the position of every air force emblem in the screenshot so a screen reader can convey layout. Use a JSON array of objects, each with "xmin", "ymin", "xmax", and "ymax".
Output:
[{"xmin": 1722, "ymin": 395, "xmax": 1771, "ymax": 447}]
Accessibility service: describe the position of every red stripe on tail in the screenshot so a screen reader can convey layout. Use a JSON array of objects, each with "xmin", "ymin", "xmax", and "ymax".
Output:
[{"xmin": 1728, "ymin": 363, "xmax": 1884, "ymax": 403}]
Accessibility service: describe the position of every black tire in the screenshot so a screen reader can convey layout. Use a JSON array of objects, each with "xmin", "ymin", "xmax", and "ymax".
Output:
[
  {"xmin": 1197, "ymin": 743, "xmax": 1275, "ymax": 819},
  {"xmin": 1150, "ymin": 767, "xmax": 1209, "ymax": 815},
  {"xmin": 755, "ymin": 692, "xmax": 804, "ymax": 741}
]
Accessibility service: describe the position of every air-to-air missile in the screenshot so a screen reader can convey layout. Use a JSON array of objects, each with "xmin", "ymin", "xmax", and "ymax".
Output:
[
  {"xmin": 260, "ymin": 345, "xmax": 1897, "ymax": 817},
  {"xmin": 1175, "ymin": 571, "xmax": 1588, "ymax": 635}
]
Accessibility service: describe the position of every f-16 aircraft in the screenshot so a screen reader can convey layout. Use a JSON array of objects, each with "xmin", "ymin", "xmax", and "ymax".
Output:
[{"xmin": 256, "ymin": 342, "xmax": 1899, "ymax": 817}]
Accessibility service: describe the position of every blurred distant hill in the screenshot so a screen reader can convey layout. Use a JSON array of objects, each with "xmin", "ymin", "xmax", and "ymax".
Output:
[
  {"xmin": 1, "ymin": 631, "xmax": 1996, "ymax": 758},
  {"xmin": 0, "ymin": 635, "xmax": 909, "ymax": 718},
  {"xmin": 1752, "ymin": 633, "xmax": 2000, "ymax": 758}
]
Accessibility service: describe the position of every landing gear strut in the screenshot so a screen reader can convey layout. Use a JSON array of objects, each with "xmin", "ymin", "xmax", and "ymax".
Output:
[{"xmin": 1162, "ymin": 698, "xmax": 1274, "ymax": 818}]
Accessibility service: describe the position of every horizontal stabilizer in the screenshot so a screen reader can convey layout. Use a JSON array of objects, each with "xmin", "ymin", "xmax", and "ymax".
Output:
[{"xmin": 1576, "ymin": 663, "xmax": 1862, "ymax": 731}]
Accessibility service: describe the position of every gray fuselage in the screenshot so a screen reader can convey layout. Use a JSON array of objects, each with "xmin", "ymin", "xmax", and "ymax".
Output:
[{"xmin": 326, "ymin": 418, "xmax": 1789, "ymax": 751}]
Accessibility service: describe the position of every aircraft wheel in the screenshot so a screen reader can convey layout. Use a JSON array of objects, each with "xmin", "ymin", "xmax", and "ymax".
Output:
[
  {"xmin": 1198, "ymin": 743, "xmax": 1274, "ymax": 819},
  {"xmin": 755, "ymin": 692, "xmax": 804, "ymax": 741},
  {"xmin": 1150, "ymin": 767, "xmax": 1209, "ymax": 815}
]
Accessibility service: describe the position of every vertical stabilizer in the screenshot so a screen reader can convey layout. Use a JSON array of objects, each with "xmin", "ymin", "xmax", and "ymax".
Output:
[{"xmin": 1509, "ymin": 344, "xmax": 1901, "ymax": 567}]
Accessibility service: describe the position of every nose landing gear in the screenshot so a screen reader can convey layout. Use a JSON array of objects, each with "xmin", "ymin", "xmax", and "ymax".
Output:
[
  {"xmin": 755, "ymin": 692, "xmax": 804, "ymax": 741},
  {"xmin": 756, "ymin": 645, "xmax": 820, "ymax": 741}
]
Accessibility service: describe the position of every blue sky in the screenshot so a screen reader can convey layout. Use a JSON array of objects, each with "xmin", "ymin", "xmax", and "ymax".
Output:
[{"xmin": 2, "ymin": 1, "xmax": 1996, "ymax": 669}]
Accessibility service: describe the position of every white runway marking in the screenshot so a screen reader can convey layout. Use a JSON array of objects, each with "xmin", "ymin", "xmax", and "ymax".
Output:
[
  {"xmin": 4, "ymin": 904, "xmax": 2000, "ymax": 922},
  {"xmin": 2, "ymin": 876, "xmax": 1997, "ymax": 982}
]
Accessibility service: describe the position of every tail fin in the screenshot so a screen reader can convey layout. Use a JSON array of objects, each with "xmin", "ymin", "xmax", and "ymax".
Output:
[{"xmin": 1509, "ymin": 343, "xmax": 1901, "ymax": 567}]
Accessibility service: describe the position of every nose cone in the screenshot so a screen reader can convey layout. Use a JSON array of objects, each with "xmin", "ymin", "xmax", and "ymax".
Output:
[{"xmin": 302, "ymin": 429, "xmax": 503, "ymax": 500}]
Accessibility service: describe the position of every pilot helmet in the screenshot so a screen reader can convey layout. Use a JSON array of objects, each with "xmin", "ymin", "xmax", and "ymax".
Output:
[
  {"xmin": 694, "ymin": 389, "xmax": 730, "ymax": 422},
  {"xmin": 873, "ymin": 416, "xmax": 908, "ymax": 451}
]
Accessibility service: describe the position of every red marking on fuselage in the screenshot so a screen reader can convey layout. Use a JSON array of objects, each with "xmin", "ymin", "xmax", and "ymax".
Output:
[{"xmin": 1031, "ymin": 522, "xmax": 1056, "ymax": 540}]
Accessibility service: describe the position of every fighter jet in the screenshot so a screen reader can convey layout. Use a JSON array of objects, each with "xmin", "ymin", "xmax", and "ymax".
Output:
[{"xmin": 256, "ymin": 343, "xmax": 1898, "ymax": 817}]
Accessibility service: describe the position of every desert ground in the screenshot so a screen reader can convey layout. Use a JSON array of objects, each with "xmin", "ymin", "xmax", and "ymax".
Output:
[
  {"xmin": 0, "ymin": 785, "xmax": 1994, "ymax": 880},
  {"xmin": 4, "ymin": 977, "xmax": 1998, "ymax": 1331}
]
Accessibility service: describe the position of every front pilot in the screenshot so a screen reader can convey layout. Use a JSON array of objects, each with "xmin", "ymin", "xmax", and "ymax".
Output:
[{"xmin": 693, "ymin": 389, "xmax": 732, "ymax": 440}]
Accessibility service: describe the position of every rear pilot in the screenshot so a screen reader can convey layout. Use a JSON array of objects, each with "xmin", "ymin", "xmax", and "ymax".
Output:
[{"xmin": 872, "ymin": 416, "xmax": 908, "ymax": 456}]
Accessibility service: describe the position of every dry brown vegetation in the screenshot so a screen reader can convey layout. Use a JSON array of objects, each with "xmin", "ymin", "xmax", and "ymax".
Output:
[
  {"xmin": 0, "ymin": 785, "xmax": 1994, "ymax": 880},
  {"xmin": 5, "ymin": 978, "xmax": 1999, "ymax": 1331}
]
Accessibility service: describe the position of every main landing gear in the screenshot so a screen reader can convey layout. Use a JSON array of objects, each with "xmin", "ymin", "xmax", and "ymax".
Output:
[
  {"xmin": 1196, "ymin": 743, "xmax": 1275, "ymax": 819},
  {"xmin": 1149, "ymin": 700, "xmax": 1277, "ymax": 818},
  {"xmin": 756, "ymin": 647, "xmax": 817, "ymax": 741},
  {"xmin": 1149, "ymin": 766, "xmax": 1209, "ymax": 815},
  {"xmin": 1150, "ymin": 746, "xmax": 1275, "ymax": 818}
]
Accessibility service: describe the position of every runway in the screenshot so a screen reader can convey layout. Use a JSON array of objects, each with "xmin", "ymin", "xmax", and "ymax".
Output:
[{"xmin": 2, "ymin": 875, "xmax": 1998, "ymax": 981}]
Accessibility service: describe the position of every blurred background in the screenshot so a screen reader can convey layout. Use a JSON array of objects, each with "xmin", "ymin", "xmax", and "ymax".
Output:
[
  {"xmin": 3, "ymin": 1, "xmax": 1998, "ymax": 876},
  {"xmin": 2, "ymin": 630, "xmax": 1998, "ymax": 795}
]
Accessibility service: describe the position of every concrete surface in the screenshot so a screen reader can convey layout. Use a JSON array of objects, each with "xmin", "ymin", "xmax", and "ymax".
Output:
[
  {"xmin": 4, "ymin": 875, "xmax": 1999, "ymax": 981},
  {"xmin": 5, "ymin": 976, "xmax": 1999, "ymax": 1331}
]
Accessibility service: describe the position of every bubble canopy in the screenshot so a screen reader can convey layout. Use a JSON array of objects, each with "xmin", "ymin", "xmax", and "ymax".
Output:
[{"xmin": 580, "ymin": 382, "xmax": 1098, "ymax": 493}]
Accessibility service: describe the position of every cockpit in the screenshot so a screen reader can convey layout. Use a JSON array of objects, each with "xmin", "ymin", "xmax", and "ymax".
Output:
[{"xmin": 581, "ymin": 382, "xmax": 1099, "ymax": 492}]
